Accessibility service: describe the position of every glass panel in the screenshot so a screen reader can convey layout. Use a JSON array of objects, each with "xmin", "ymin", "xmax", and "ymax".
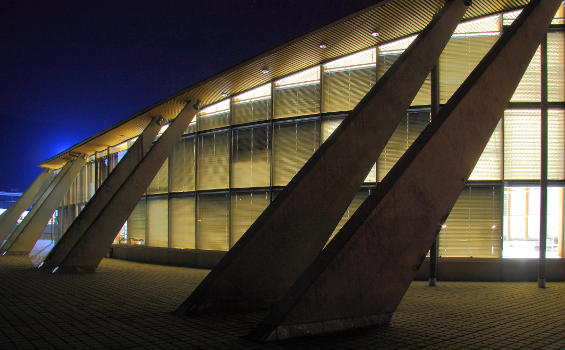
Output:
[
  {"xmin": 378, "ymin": 109, "xmax": 430, "ymax": 181},
  {"xmin": 231, "ymin": 125, "xmax": 270, "ymax": 188},
  {"xmin": 469, "ymin": 120, "xmax": 502, "ymax": 180},
  {"xmin": 147, "ymin": 158, "xmax": 168, "ymax": 194},
  {"xmin": 197, "ymin": 192, "xmax": 229, "ymax": 251},
  {"xmin": 272, "ymin": 119, "xmax": 320, "ymax": 186},
  {"xmin": 440, "ymin": 35, "xmax": 499, "ymax": 103},
  {"xmin": 322, "ymin": 48, "xmax": 377, "ymax": 113},
  {"xmin": 169, "ymin": 196, "xmax": 195, "ymax": 249},
  {"xmin": 503, "ymin": 186, "xmax": 564, "ymax": 258},
  {"xmin": 552, "ymin": 3, "xmax": 564, "ymax": 25},
  {"xmin": 197, "ymin": 131, "xmax": 229, "ymax": 190},
  {"xmin": 377, "ymin": 36, "xmax": 430, "ymax": 106},
  {"xmin": 170, "ymin": 136, "xmax": 195, "ymax": 192},
  {"xmin": 549, "ymin": 109, "xmax": 564, "ymax": 180},
  {"xmin": 504, "ymin": 109, "xmax": 541, "ymax": 180},
  {"xmin": 146, "ymin": 196, "xmax": 168, "ymax": 248},
  {"xmin": 511, "ymin": 46, "xmax": 541, "ymax": 102},
  {"xmin": 321, "ymin": 118, "xmax": 343, "ymax": 142},
  {"xmin": 274, "ymin": 66, "xmax": 321, "ymax": 118},
  {"xmin": 232, "ymin": 84, "xmax": 271, "ymax": 124},
  {"xmin": 198, "ymin": 99, "xmax": 230, "ymax": 131},
  {"xmin": 230, "ymin": 190, "xmax": 270, "ymax": 247},
  {"xmin": 548, "ymin": 31, "xmax": 564, "ymax": 102},
  {"xmin": 330, "ymin": 188, "xmax": 371, "ymax": 241},
  {"xmin": 439, "ymin": 185, "xmax": 502, "ymax": 258},
  {"xmin": 127, "ymin": 197, "xmax": 146, "ymax": 245}
]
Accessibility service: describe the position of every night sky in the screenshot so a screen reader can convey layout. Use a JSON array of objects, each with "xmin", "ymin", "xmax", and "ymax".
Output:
[{"xmin": 1, "ymin": 0, "xmax": 379, "ymax": 193}]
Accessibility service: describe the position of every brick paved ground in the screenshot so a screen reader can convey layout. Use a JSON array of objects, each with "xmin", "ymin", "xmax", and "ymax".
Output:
[{"xmin": 0, "ymin": 256, "xmax": 563, "ymax": 350}]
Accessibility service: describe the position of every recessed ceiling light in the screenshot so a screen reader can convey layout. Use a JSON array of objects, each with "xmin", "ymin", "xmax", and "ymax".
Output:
[
  {"xmin": 371, "ymin": 29, "xmax": 380, "ymax": 37},
  {"xmin": 261, "ymin": 67, "xmax": 270, "ymax": 74},
  {"xmin": 319, "ymin": 42, "xmax": 327, "ymax": 49},
  {"xmin": 221, "ymin": 92, "xmax": 229, "ymax": 98}
]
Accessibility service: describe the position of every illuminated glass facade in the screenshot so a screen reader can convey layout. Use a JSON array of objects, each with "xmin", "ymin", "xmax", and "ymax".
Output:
[{"xmin": 50, "ymin": 7, "xmax": 565, "ymax": 261}]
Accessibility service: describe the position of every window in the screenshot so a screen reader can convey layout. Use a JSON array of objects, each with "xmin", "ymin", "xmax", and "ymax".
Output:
[
  {"xmin": 232, "ymin": 84, "xmax": 271, "ymax": 124},
  {"xmin": 147, "ymin": 159, "xmax": 168, "ymax": 194},
  {"xmin": 146, "ymin": 196, "xmax": 168, "ymax": 248},
  {"xmin": 197, "ymin": 131, "xmax": 229, "ymax": 190},
  {"xmin": 230, "ymin": 190, "xmax": 270, "ymax": 247},
  {"xmin": 197, "ymin": 99, "xmax": 230, "ymax": 131},
  {"xmin": 197, "ymin": 192, "xmax": 229, "ymax": 251},
  {"xmin": 272, "ymin": 119, "xmax": 320, "ymax": 186},
  {"xmin": 322, "ymin": 48, "xmax": 376, "ymax": 113},
  {"xmin": 274, "ymin": 66, "xmax": 321, "ymax": 118},
  {"xmin": 439, "ymin": 185, "xmax": 502, "ymax": 258},
  {"xmin": 169, "ymin": 195, "xmax": 195, "ymax": 249},
  {"xmin": 127, "ymin": 198, "xmax": 146, "ymax": 245},
  {"xmin": 231, "ymin": 125, "xmax": 270, "ymax": 188},
  {"xmin": 170, "ymin": 136, "xmax": 195, "ymax": 192},
  {"xmin": 469, "ymin": 120, "xmax": 502, "ymax": 180},
  {"xmin": 503, "ymin": 186, "xmax": 564, "ymax": 258}
]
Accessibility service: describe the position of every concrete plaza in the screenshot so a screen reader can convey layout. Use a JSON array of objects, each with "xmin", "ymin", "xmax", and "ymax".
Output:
[{"xmin": 0, "ymin": 256, "xmax": 563, "ymax": 349}]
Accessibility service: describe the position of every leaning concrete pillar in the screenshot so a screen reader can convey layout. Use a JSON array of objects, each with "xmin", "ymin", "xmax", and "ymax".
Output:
[
  {"xmin": 0, "ymin": 169, "xmax": 55, "ymax": 245},
  {"xmin": 48, "ymin": 100, "xmax": 198, "ymax": 273},
  {"xmin": 1, "ymin": 157, "xmax": 86, "ymax": 255},
  {"xmin": 249, "ymin": 0, "xmax": 561, "ymax": 341},
  {"xmin": 38, "ymin": 117, "xmax": 164, "ymax": 270},
  {"xmin": 177, "ymin": 0, "xmax": 468, "ymax": 315}
]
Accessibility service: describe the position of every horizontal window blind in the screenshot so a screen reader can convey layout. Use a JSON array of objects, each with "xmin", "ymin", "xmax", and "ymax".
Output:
[
  {"xmin": 511, "ymin": 46, "xmax": 541, "ymax": 102},
  {"xmin": 169, "ymin": 196, "xmax": 195, "ymax": 249},
  {"xmin": 198, "ymin": 99, "xmax": 230, "ymax": 131},
  {"xmin": 330, "ymin": 188, "xmax": 371, "ymax": 241},
  {"xmin": 232, "ymin": 84, "xmax": 272, "ymax": 125},
  {"xmin": 504, "ymin": 109, "xmax": 541, "ymax": 180},
  {"xmin": 440, "ymin": 35, "xmax": 499, "ymax": 103},
  {"xmin": 322, "ymin": 48, "xmax": 376, "ymax": 113},
  {"xmin": 127, "ymin": 198, "xmax": 146, "ymax": 245},
  {"xmin": 469, "ymin": 120, "xmax": 502, "ymax": 180},
  {"xmin": 272, "ymin": 119, "xmax": 320, "ymax": 186},
  {"xmin": 230, "ymin": 190, "xmax": 270, "ymax": 247},
  {"xmin": 146, "ymin": 196, "xmax": 168, "ymax": 248},
  {"xmin": 170, "ymin": 136, "xmax": 195, "ymax": 192},
  {"xmin": 439, "ymin": 186, "xmax": 502, "ymax": 258},
  {"xmin": 197, "ymin": 131, "xmax": 229, "ymax": 190},
  {"xmin": 147, "ymin": 159, "xmax": 168, "ymax": 194},
  {"xmin": 378, "ymin": 110, "xmax": 430, "ymax": 181},
  {"xmin": 548, "ymin": 32, "xmax": 564, "ymax": 102},
  {"xmin": 197, "ymin": 192, "xmax": 229, "ymax": 251},
  {"xmin": 231, "ymin": 125, "xmax": 270, "ymax": 188},
  {"xmin": 321, "ymin": 118, "xmax": 343, "ymax": 143},
  {"xmin": 549, "ymin": 109, "xmax": 565, "ymax": 180},
  {"xmin": 274, "ymin": 67, "xmax": 321, "ymax": 118}
]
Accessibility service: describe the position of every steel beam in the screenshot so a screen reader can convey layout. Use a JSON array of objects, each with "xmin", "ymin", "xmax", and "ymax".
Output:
[
  {"xmin": 50, "ymin": 100, "xmax": 198, "ymax": 273},
  {"xmin": 0, "ymin": 170, "xmax": 55, "ymax": 245},
  {"xmin": 177, "ymin": 0, "xmax": 468, "ymax": 315},
  {"xmin": 250, "ymin": 0, "xmax": 561, "ymax": 341},
  {"xmin": 1, "ymin": 157, "xmax": 86, "ymax": 255},
  {"xmin": 38, "ymin": 117, "xmax": 163, "ymax": 270}
]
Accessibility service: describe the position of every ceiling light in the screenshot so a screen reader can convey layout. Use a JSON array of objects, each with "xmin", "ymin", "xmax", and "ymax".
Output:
[
  {"xmin": 371, "ymin": 29, "xmax": 380, "ymax": 37},
  {"xmin": 221, "ymin": 92, "xmax": 229, "ymax": 98},
  {"xmin": 319, "ymin": 42, "xmax": 327, "ymax": 49},
  {"xmin": 261, "ymin": 67, "xmax": 270, "ymax": 74}
]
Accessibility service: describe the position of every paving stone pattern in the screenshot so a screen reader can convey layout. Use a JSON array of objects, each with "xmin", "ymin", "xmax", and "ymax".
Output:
[{"xmin": 0, "ymin": 256, "xmax": 563, "ymax": 349}]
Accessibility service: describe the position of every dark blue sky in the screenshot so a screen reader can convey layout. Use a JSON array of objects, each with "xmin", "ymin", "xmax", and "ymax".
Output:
[{"xmin": 0, "ymin": 0, "xmax": 378, "ymax": 192}]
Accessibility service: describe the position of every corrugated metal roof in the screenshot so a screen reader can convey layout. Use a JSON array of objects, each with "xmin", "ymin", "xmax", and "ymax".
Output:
[{"xmin": 40, "ymin": 0, "xmax": 531, "ymax": 169}]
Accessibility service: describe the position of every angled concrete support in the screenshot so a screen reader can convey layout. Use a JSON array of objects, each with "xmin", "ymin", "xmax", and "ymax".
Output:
[
  {"xmin": 49, "ymin": 100, "xmax": 198, "ymax": 273},
  {"xmin": 38, "ymin": 117, "xmax": 163, "ymax": 270},
  {"xmin": 250, "ymin": 0, "xmax": 561, "ymax": 341},
  {"xmin": 1, "ymin": 157, "xmax": 86, "ymax": 255},
  {"xmin": 177, "ymin": 0, "xmax": 468, "ymax": 315},
  {"xmin": 0, "ymin": 170, "xmax": 55, "ymax": 245}
]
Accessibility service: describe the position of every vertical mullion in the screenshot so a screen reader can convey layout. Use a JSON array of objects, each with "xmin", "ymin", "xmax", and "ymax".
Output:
[
  {"xmin": 539, "ymin": 33, "xmax": 549, "ymax": 288},
  {"xmin": 429, "ymin": 62, "xmax": 440, "ymax": 287}
]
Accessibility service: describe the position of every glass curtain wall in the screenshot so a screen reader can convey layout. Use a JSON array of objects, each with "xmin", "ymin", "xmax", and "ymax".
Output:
[{"xmin": 109, "ymin": 10, "xmax": 565, "ymax": 259}]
